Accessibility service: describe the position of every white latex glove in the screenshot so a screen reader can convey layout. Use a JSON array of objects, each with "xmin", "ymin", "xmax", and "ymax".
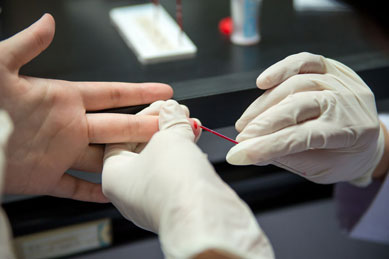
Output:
[
  {"xmin": 227, "ymin": 52, "xmax": 385, "ymax": 186},
  {"xmin": 0, "ymin": 110, "xmax": 14, "ymax": 191},
  {"xmin": 0, "ymin": 110, "xmax": 16, "ymax": 259},
  {"xmin": 102, "ymin": 100, "xmax": 274, "ymax": 259}
]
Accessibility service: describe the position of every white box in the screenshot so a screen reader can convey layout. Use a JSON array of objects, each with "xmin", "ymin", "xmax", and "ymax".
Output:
[{"xmin": 110, "ymin": 4, "xmax": 197, "ymax": 64}]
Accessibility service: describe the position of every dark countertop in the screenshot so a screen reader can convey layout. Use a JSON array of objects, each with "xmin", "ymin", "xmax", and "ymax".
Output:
[
  {"xmin": 1, "ymin": 0, "xmax": 388, "ymax": 81},
  {"xmin": 1, "ymin": 0, "xmax": 389, "ymax": 128}
]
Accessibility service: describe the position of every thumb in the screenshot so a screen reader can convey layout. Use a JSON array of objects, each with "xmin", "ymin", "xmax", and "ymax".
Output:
[
  {"xmin": 1, "ymin": 13, "xmax": 55, "ymax": 72},
  {"xmin": 159, "ymin": 100, "xmax": 195, "ymax": 141}
]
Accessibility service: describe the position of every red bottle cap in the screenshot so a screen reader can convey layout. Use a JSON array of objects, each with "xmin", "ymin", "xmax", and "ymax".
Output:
[{"xmin": 218, "ymin": 17, "xmax": 233, "ymax": 36}]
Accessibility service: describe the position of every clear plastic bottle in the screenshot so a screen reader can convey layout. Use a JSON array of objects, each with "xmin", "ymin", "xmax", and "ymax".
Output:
[{"xmin": 231, "ymin": 0, "xmax": 262, "ymax": 45}]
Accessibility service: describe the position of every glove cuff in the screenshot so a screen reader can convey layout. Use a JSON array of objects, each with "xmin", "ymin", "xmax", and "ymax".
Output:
[{"xmin": 158, "ymin": 184, "xmax": 274, "ymax": 259}]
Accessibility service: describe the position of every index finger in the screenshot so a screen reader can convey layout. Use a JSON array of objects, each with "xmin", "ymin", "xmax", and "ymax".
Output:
[
  {"xmin": 236, "ymin": 74, "xmax": 326, "ymax": 132},
  {"xmin": 256, "ymin": 52, "xmax": 326, "ymax": 90},
  {"xmin": 86, "ymin": 113, "xmax": 159, "ymax": 143},
  {"xmin": 73, "ymin": 81, "xmax": 173, "ymax": 111}
]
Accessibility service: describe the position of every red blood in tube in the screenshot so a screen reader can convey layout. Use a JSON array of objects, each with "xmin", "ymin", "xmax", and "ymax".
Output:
[
  {"xmin": 176, "ymin": 0, "xmax": 183, "ymax": 32},
  {"xmin": 199, "ymin": 125, "xmax": 238, "ymax": 144}
]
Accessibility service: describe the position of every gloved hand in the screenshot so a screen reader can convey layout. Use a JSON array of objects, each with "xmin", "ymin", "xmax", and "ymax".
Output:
[
  {"xmin": 227, "ymin": 52, "xmax": 385, "ymax": 186},
  {"xmin": 102, "ymin": 100, "xmax": 274, "ymax": 259},
  {"xmin": 0, "ymin": 110, "xmax": 13, "ymax": 182},
  {"xmin": 0, "ymin": 110, "xmax": 15, "ymax": 259}
]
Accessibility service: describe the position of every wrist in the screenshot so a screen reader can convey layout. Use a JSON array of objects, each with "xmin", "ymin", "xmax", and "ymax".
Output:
[
  {"xmin": 194, "ymin": 249, "xmax": 239, "ymax": 259},
  {"xmin": 158, "ymin": 186, "xmax": 274, "ymax": 259}
]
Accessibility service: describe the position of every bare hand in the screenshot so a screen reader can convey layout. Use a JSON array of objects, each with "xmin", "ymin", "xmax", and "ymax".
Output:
[{"xmin": 0, "ymin": 14, "xmax": 173, "ymax": 202}]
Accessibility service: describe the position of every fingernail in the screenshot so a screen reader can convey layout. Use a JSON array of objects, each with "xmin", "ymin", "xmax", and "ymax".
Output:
[{"xmin": 235, "ymin": 119, "xmax": 244, "ymax": 132}]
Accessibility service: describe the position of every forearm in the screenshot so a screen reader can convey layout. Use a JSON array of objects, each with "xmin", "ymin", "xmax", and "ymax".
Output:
[{"xmin": 372, "ymin": 121, "xmax": 389, "ymax": 179}]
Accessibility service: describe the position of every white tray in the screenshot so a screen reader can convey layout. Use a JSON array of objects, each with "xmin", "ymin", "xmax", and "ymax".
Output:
[{"xmin": 110, "ymin": 3, "xmax": 197, "ymax": 64}]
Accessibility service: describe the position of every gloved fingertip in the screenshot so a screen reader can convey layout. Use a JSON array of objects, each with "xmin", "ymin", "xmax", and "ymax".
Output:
[
  {"xmin": 256, "ymin": 75, "xmax": 263, "ymax": 87},
  {"xmin": 235, "ymin": 124, "xmax": 258, "ymax": 142},
  {"xmin": 256, "ymin": 74, "xmax": 270, "ymax": 89},
  {"xmin": 235, "ymin": 133, "xmax": 245, "ymax": 143},
  {"xmin": 190, "ymin": 118, "xmax": 202, "ymax": 140},
  {"xmin": 180, "ymin": 104, "xmax": 190, "ymax": 118},
  {"xmin": 235, "ymin": 119, "xmax": 244, "ymax": 132},
  {"xmin": 226, "ymin": 147, "xmax": 252, "ymax": 165}
]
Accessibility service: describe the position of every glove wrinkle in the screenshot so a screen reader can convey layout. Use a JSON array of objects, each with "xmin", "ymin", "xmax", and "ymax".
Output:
[
  {"xmin": 229, "ymin": 52, "xmax": 384, "ymax": 186},
  {"xmin": 103, "ymin": 100, "xmax": 274, "ymax": 258}
]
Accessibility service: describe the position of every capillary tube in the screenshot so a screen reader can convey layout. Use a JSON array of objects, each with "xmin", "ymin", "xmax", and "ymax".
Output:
[{"xmin": 199, "ymin": 125, "xmax": 238, "ymax": 144}]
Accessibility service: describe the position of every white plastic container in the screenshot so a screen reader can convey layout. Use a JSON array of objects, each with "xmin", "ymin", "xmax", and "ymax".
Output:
[
  {"xmin": 231, "ymin": 0, "xmax": 262, "ymax": 45},
  {"xmin": 110, "ymin": 4, "xmax": 197, "ymax": 64}
]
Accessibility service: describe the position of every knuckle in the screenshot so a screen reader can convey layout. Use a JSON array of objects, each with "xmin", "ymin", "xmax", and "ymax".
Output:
[
  {"xmin": 287, "ymin": 74, "xmax": 311, "ymax": 86},
  {"xmin": 180, "ymin": 104, "xmax": 190, "ymax": 117},
  {"xmin": 69, "ymin": 179, "xmax": 81, "ymax": 200},
  {"xmin": 298, "ymin": 51, "xmax": 314, "ymax": 58},
  {"xmin": 109, "ymin": 87, "xmax": 123, "ymax": 106},
  {"xmin": 289, "ymin": 52, "xmax": 325, "ymax": 72},
  {"xmin": 33, "ymin": 31, "xmax": 46, "ymax": 50},
  {"xmin": 139, "ymin": 85, "xmax": 153, "ymax": 103},
  {"xmin": 287, "ymin": 52, "xmax": 310, "ymax": 62},
  {"xmin": 126, "ymin": 115, "xmax": 141, "ymax": 138},
  {"xmin": 293, "ymin": 52, "xmax": 318, "ymax": 62},
  {"xmin": 87, "ymin": 120, "xmax": 96, "ymax": 142}
]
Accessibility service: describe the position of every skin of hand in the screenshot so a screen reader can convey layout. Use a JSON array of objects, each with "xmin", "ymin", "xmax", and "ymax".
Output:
[
  {"xmin": 195, "ymin": 249, "xmax": 241, "ymax": 259},
  {"xmin": 227, "ymin": 52, "xmax": 385, "ymax": 186},
  {"xmin": 0, "ymin": 14, "xmax": 173, "ymax": 202}
]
